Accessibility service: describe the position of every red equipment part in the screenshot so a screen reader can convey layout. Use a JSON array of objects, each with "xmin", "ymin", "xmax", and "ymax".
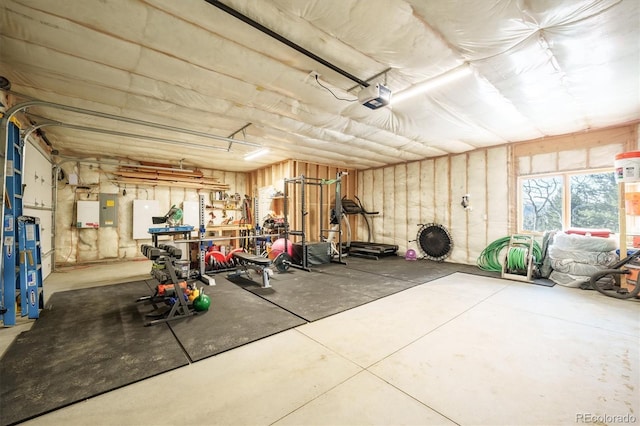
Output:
[
  {"xmin": 156, "ymin": 281, "xmax": 187, "ymax": 296},
  {"xmin": 226, "ymin": 248, "xmax": 245, "ymax": 262},
  {"xmin": 269, "ymin": 238, "xmax": 294, "ymax": 259},
  {"xmin": 205, "ymin": 250, "xmax": 226, "ymax": 265},
  {"xmin": 565, "ymin": 228, "xmax": 611, "ymax": 238}
]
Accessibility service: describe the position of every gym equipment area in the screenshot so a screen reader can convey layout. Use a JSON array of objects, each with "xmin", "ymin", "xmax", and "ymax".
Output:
[
  {"xmin": 1, "ymin": 253, "xmax": 498, "ymax": 425},
  {"xmin": 2, "ymin": 163, "xmax": 514, "ymax": 424},
  {"xmin": 1, "ymin": 1, "xmax": 639, "ymax": 423},
  {"xmin": 2, "ymin": 156, "xmax": 638, "ymax": 425},
  {"xmin": 339, "ymin": 196, "xmax": 399, "ymax": 259},
  {"xmin": 282, "ymin": 172, "xmax": 348, "ymax": 270}
]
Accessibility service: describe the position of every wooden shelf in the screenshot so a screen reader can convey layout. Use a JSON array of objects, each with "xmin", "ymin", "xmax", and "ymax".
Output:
[
  {"xmin": 205, "ymin": 224, "xmax": 252, "ymax": 249},
  {"xmin": 113, "ymin": 165, "xmax": 230, "ymax": 191}
]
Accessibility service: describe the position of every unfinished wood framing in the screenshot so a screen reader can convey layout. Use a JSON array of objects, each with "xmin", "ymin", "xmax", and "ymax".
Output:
[
  {"xmin": 52, "ymin": 123, "xmax": 640, "ymax": 267},
  {"xmin": 357, "ymin": 145, "xmax": 510, "ymax": 265},
  {"xmin": 247, "ymin": 160, "xmax": 357, "ymax": 244},
  {"xmin": 355, "ymin": 124, "xmax": 634, "ymax": 264},
  {"xmin": 55, "ymin": 161, "xmax": 247, "ymax": 265},
  {"xmin": 513, "ymin": 124, "xmax": 638, "ymax": 175}
]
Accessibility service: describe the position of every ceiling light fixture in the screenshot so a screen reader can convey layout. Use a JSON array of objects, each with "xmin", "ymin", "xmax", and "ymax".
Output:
[
  {"xmin": 391, "ymin": 64, "xmax": 472, "ymax": 106},
  {"xmin": 244, "ymin": 148, "xmax": 269, "ymax": 161}
]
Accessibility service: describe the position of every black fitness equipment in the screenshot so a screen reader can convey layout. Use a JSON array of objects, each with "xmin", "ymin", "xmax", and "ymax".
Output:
[
  {"xmin": 137, "ymin": 244, "xmax": 204, "ymax": 326},
  {"xmin": 340, "ymin": 195, "xmax": 398, "ymax": 259},
  {"xmin": 227, "ymin": 250, "xmax": 290, "ymax": 288},
  {"xmin": 413, "ymin": 223, "xmax": 453, "ymax": 261},
  {"xmin": 283, "ymin": 173, "xmax": 347, "ymax": 270}
]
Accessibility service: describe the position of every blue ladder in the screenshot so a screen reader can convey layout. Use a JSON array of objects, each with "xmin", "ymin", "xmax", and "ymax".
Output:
[
  {"xmin": 18, "ymin": 216, "xmax": 43, "ymax": 318},
  {"xmin": 1, "ymin": 121, "xmax": 23, "ymax": 326}
]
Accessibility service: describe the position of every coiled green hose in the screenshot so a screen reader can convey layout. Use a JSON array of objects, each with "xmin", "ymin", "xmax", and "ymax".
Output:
[
  {"xmin": 477, "ymin": 236, "xmax": 542, "ymax": 272},
  {"xmin": 507, "ymin": 247, "xmax": 528, "ymax": 270}
]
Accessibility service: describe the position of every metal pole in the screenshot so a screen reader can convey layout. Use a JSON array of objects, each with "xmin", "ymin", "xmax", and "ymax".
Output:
[
  {"xmin": 335, "ymin": 171, "xmax": 346, "ymax": 264},
  {"xmin": 301, "ymin": 175, "xmax": 307, "ymax": 269},
  {"xmin": 0, "ymin": 118, "xmax": 8, "ymax": 295},
  {"xmin": 4, "ymin": 99, "xmax": 261, "ymax": 148},
  {"xmin": 23, "ymin": 120, "xmax": 230, "ymax": 153},
  {"xmin": 319, "ymin": 179, "xmax": 324, "ymax": 242}
]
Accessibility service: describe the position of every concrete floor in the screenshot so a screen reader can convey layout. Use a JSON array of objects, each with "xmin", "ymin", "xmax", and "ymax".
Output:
[{"xmin": 2, "ymin": 261, "xmax": 639, "ymax": 425}]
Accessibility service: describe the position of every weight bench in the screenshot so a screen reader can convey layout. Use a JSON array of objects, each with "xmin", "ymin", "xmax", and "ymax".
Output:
[{"xmin": 227, "ymin": 251, "xmax": 274, "ymax": 288}]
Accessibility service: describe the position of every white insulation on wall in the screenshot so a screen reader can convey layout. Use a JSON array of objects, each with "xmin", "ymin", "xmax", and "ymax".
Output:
[
  {"xmin": 357, "ymin": 145, "xmax": 509, "ymax": 265},
  {"xmin": 54, "ymin": 162, "xmax": 248, "ymax": 264}
]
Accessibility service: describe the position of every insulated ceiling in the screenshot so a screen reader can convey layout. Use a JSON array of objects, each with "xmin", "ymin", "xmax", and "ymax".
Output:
[{"xmin": 1, "ymin": 0, "xmax": 639, "ymax": 172}]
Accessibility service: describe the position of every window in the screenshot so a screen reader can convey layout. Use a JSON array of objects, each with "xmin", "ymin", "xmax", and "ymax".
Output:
[{"xmin": 519, "ymin": 170, "xmax": 618, "ymax": 233}]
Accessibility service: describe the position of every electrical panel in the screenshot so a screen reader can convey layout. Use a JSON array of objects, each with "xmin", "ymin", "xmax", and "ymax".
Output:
[
  {"xmin": 76, "ymin": 201, "xmax": 100, "ymax": 228},
  {"xmin": 99, "ymin": 193, "xmax": 118, "ymax": 227}
]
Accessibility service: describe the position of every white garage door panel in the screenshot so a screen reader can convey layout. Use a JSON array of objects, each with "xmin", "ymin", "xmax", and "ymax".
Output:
[{"xmin": 22, "ymin": 143, "xmax": 53, "ymax": 280}]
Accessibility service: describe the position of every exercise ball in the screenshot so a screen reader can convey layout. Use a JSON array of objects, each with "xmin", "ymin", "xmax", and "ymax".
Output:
[
  {"xmin": 269, "ymin": 238, "xmax": 294, "ymax": 259},
  {"xmin": 405, "ymin": 249, "xmax": 417, "ymax": 261}
]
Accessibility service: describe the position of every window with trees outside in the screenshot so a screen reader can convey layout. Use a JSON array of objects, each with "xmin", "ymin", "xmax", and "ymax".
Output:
[{"xmin": 519, "ymin": 170, "xmax": 618, "ymax": 233}]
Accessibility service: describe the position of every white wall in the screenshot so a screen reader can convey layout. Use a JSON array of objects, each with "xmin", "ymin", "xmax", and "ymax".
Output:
[
  {"xmin": 356, "ymin": 124, "xmax": 638, "ymax": 265},
  {"xmin": 51, "ymin": 124, "xmax": 640, "ymax": 266},
  {"xmin": 357, "ymin": 146, "xmax": 510, "ymax": 264}
]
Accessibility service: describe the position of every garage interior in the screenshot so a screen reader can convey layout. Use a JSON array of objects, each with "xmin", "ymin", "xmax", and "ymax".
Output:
[{"xmin": 1, "ymin": 1, "xmax": 639, "ymax": 425}]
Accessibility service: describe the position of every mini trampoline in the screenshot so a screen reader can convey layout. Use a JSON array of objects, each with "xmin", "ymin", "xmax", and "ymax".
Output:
[{"xmin": 415, "ymin": 223, "xmax": 453, "ymax": 261}]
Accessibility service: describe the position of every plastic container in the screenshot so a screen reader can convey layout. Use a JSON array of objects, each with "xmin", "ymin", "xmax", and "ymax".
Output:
[
  {"xmin": 625, "ymin": 192, "xmax": 640, "ymax": 215},
  {"xmin": 615, "ymin": 151, "xmax": 640, "ymax": 183},
  {"xmin": 174, "ymin": 260, "xmax": 190, "ymax": 278}
]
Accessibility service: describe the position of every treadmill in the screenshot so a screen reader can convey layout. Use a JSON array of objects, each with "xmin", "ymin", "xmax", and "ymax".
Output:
[{"xmin": 341, "ymin": 196, "xmax": 398, "ymax": 259}]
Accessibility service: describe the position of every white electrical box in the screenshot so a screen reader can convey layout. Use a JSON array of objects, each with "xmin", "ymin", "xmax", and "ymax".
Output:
[{"xmin": 76, "ymin": 201, "xmax": 100, "ymax": 228}]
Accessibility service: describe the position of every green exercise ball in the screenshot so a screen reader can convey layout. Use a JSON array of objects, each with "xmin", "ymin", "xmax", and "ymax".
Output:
[{"xmin": 193, "ymin": 293, "xmax": 211, "ymax": 312}]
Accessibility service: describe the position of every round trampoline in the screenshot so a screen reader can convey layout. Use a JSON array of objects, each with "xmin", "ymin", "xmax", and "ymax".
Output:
[{"xmin": 416, "ymin": 223, "xmax": 453, "ymax": 261}]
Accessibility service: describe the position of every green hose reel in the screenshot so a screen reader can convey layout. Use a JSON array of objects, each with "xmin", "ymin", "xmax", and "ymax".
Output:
[{"xmin": 477, "ymin": 235, "xmax": 542, "ymax": 283}]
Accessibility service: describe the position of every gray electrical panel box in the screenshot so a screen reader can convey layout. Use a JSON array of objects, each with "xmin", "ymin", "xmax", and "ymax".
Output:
[{"xmin": 99, "ymin": 193, "xmax": 118, "ymax": 227}]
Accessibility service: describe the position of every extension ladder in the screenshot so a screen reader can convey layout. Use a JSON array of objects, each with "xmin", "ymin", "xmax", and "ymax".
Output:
[
  {"xmin": 18, "ymin": 216, "xmax": 43, "ymax": 318},
  {"xmin": 1, "ymin": 120, "xmax": 43, "ymax": 325},
  {"xmin": 1, "ymin": 121, "xmax": 23, "ymax": 325}
]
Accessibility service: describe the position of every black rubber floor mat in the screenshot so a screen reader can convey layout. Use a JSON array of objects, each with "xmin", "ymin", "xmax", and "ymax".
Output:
[
  {"xmin": 242, "ymin": 266, "xmax": 420, "ymax": 322},
  {"xmin": 531, "ymin": 277, "xmax": 556, "ymax": 287},
  {"xmin": 340, "ymin": 256, "xmax": 457, "ymax": 284},
  {"xmin": 344, "ymin": 256, "xmax": 554, "ymax": 286},
  {"xmin": 342, "ymin": 256, "xmax": 468, "ymax": 282},
  {"xmin": 0, "ymin": 281, "xmax": 189, "ymax": 426},
  {"xmin": 168, "ymin": 279, "xmax": 307, "ymax": 362}
]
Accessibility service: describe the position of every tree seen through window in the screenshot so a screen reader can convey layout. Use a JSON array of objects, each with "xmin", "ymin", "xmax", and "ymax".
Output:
[{"xmin": 520, "ymin": 171, "xmax": 618, "ymax": 233}]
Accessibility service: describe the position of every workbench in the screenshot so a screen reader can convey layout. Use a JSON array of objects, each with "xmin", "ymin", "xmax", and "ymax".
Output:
[{"xmin": 148, "ymin": 225, "xmax": 194, "ymax": 247}]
